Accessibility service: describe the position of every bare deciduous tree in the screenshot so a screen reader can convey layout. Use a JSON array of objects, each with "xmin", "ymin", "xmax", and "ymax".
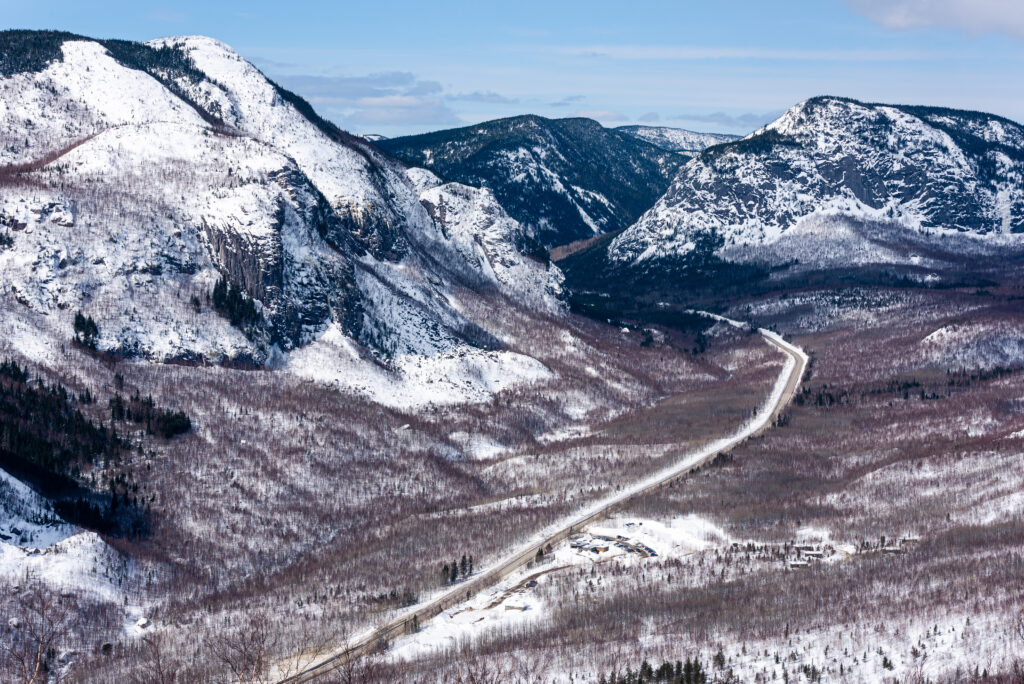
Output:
[
  {"xmin": 208, "ymin": 613, "xmax": 342, "ymax": 684},
  {"xmin": 0, "ymin": 583, "xmax": 76, "ymax": 684},
  {"xmin": 209, "ymin": 614, "xmax": 276, "ymax": 684},
  {"xmin": 131, "ymin": 632, "xmax": 180, "ymax": 684}
]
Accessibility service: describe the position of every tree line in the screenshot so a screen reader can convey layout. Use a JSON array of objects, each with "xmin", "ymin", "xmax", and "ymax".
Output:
[
  {"xmin": 0, "ymin": 358, "xmax": 190, "ymax": 535},
  {"xmin": 109, "ymin": 391, "xmax": 191, "ymax": 439},
  {"xmin": 440, "ymin": 554, "xmax": 474, "ymax": 585},
  {"xmin": 600, "ymin": 657, "xmax": 709, "ymax": 684}
]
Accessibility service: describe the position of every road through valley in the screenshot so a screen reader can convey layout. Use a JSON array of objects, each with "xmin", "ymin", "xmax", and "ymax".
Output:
[{"xmin": 280, "ymin": 319, "xmax": 808, "ymax": 682}]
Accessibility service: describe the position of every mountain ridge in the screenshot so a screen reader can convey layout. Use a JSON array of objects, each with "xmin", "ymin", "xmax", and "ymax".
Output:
[
  {"xmin": 0, "ymin": 31, "xmax": 564, "ymax": 405},
  {"xmin": 606, "ymin": 96, "xmax": 1024, "ymax": 273},
  {"xmin": 615, "ymin": 124, "xmax": 739, "ymax": 156},
  {"xmin": 378, "ymin": 114, "xmax": 689, "ymax": 249}
]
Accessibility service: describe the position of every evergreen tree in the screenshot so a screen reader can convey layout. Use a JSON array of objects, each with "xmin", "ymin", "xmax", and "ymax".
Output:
[
  {"xmin": 211, "ymin": 277, "xmax": 259, "ymax": 328},
  {"xmin": 212, "ymin": 277, "xmax": 227, "ymax": 310},
  {"xmin": 692, "ymin": 659, "xmax": 707, "ymax": 684},
  {"xmin": 72, "ymin": 310, "xmax": 99, "ymax": 349}
]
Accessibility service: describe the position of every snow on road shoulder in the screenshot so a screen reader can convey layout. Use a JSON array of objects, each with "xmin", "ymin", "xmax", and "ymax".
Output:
[
  {"xmin": 527, "ymin": 321, "xmax": 801, "ymax": 545},
  {"xmin": 386, "ymin": 515, "xmax": 729, "ymax": 664},
  {"xmin": 289, "ymin": 323, "xmax": 806, "ymax": 675},
  {"xmin": 376, "ymin": 325, "xmax": 801, "ymax": 631}
]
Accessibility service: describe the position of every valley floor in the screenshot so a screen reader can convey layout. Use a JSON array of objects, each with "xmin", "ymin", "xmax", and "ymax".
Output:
[
  {"xmin": 340, "ymin": 285, "xmax": 1024, "ymax": 683},
  {"xmin": 4, "ymin": 284, "xmax": 1024, "ymax": 683},
  {"xmin": 0, "ymin": 294, "xmax": 783, "ymax": 682}
]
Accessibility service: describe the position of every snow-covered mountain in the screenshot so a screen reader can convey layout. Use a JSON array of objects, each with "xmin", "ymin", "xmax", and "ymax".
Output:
[
  {"xmin": 378, "ymin": 116, "xmax": 687, "ymax": 249},
  {"xmin": 605, "ymin": 97, "xmax": 1024, "ymax": 275},
  {"xmin": 616, "ymin": 125, "xmax": 738, "ymax": 156},
  {"xmin": 0, "ymin": 31, "xmax": 562, "ymax": 401}
]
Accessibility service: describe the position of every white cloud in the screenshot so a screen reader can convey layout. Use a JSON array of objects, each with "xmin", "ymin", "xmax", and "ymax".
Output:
[
  {"xmin": 550, "ymin": 94, "xmax": 586, "ymax": 107},
  {"xmin": 271, "ymin": 72, "xmax": 460, "ymax": 129},
  {"xmin": 573, "ymin": 109, "xmax": 628, "ymax": 123},
  {"xmin": 849, "ymin": 0, "xmax": 1024, "ymax": 38},
  {"xmin": 671, "ymin": 110, "xmax": 784, "ymax": 131},
  {"xmin": 355, "ymin": 95, "xmax": 428, "ymax": 108},
  {"xmin": 344, "ymin": 102, "xmax": 460, "ymax": 127},
  {"xmin": 448, "ymin": 91, "xmax": 518, "ymax": 104},
  {"xmin": 561, "ymin": 45, "xmax": 931, "ymax": 61}
]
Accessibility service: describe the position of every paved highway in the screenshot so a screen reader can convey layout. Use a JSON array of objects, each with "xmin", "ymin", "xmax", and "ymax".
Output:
[{"xmin": 279, "ymin": 321, "xmax": 808, "ymax": 682}]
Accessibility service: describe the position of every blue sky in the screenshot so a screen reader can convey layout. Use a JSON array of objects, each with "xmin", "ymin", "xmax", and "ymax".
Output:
[{"xmin": 3, "ymin": 0, "xmax": 1023, "ymax": 137}]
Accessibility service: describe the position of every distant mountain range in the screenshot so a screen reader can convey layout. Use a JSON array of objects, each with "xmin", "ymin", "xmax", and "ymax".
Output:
[
  {"xmin": 3, "ymin": 29, "xmax": 1023, "ymax": 375},
  {"xmin": 616, "ymin": 125, "xmax": 739, "ymax": 156},
  {"xmin": 562, "ymin": 96, "xmax": 1024, "ymax": 304},
  {"xmin": 378, "ymin": 116, "xmax": 691, "ymax": 249}
]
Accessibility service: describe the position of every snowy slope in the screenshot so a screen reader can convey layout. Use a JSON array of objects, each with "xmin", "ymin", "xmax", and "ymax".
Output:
[
  {"xmin": 0, "ymin": 468, "xmax": 71, "ymax": 548},
  {"xmin": 0, "ymin": 31, "xmax": 563, "ymax": 404},
  {"xmin": 616, "ymin": 125, "xmax": 738, "ymax": 156},
  {"xmin": 148, "ymin": 35, "xmax": 424, "ymax": 259},
  {"xmin": 920, "ymin": 320, "xmax": 1024, "ymax": 370},
  {"xmin": 0, "ymin": 118, "xmax": 346, "ymax": 361},
  {"xmin": 608, "ymin": 97, "xmax": 1024, "ymax": 270},
  {"xmin": 0, "ymin": 469, "xmax": 127, "ymax": 599},
  {"xmin": 0, "ymin": 39, "xmax": 205, "ymax": 166}
]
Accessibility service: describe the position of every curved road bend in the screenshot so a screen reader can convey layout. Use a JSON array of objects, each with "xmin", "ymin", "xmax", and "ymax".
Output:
[{"xmin": 280, "ymin": 321, "xmax": 808, "ymax": 682}]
